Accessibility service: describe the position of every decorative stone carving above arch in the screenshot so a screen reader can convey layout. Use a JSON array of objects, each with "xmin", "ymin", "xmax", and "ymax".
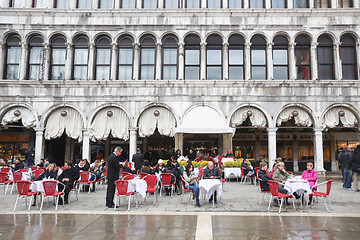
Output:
[
  {"xmin": 44, "ymin": 107, "xmax": 83, "ymax": 142},
  {"xmin": 322, "ymin": 107, "xmax": 358, "ymax": 130},
  {"xmin": 138, "ymin": 106, "xmax": 176, "ymax": 137},
  {"xmin": 89, "ymin": 107, "xmax": 130, "ymax": 141},
  {"xmin": 1, "ymin": 106, "xmax": 36, "ymax": 129},
  {"xmin": 230, "ymin": 107, "xmax": 267, "ymax": 128},
  {"xmin": 276, "ymin": 107, "xmax": 312, "ymax": 127}
]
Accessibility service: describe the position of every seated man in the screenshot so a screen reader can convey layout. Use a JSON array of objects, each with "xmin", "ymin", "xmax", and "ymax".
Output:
[
  {"xmin": 203, "ymin": 161, "xmax": 221, "ymax": 204},
  {"xmin": 11, "ymin": 158, "xmax": 25, "ymax": 171},
  {"xmin": 58, "ymin": 160, "xmax": 80, "ymax": 205},
  {"xmin": 165, "ymin": 158, "xmax": 182, "ymax": 195},
  {"xmin": 241, "ymin": 159, "xmax": 254, "ymax": 184}
]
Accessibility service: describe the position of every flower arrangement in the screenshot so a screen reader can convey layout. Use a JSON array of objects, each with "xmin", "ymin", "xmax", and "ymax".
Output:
[
  {"xmin": 161, "ymin": 160, "xmax": 210, "ymax": 168},
  {"xmin": 224, "ymin": 158, "xmax": 244, "ymax": 168}
]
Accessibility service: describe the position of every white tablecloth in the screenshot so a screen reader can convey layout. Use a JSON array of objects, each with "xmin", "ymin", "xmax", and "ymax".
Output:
[
  {"xmin": 199, "ymin": 179, "xmax": 222, "ymax": 201},
  {"xmin": 8, "ymin": 171, "xmax": 31, "ymax": 181},
  {"xmin": 224, "ymin": 168, "xmax": 242, "ymax": 178},
  {"xmin": 128, "ymin": 179, "xmax": 147, "ymax": 198},
  {"xmin": 30, "ymin": 180, "xmax": 58, "ymax": 193},
  {"xmin": 285, "ymin": 179, "xmax": 312, "ymax": 196},
  {"xmin": 221, "ymin": 158, "xmax": 234, "ymax": 164}
]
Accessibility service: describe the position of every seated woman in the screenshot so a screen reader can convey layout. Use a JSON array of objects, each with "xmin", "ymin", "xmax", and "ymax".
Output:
[
  {"xmin": 35, "ymin": 163, "xmax": 58, "ymax": 180},
  {"xmin": 272, "ymin": 161, "xmax": 291, "ymax": 184},
  {"xmin": 140, "ymin": 160, "xmax": 155, "ymax": 175},
  {"xmin": 301, "ymin": 162, "xmax": 318, "ymax": 203},
  {"xmin": 89, "ymin": 160, "xmax": 105, "ymax": 191},
  {"xmin": 183, "ymin": 164, "xmax": 200, "ymax": 207},
  {"xmin": 241, "ymin": 159, "xmax": 254, "ymax": 184},
  {"xmin": 122, "ymin": 160, "xmax": 136, "ymax": 174},
  {"xmin": 154, "ymin": 159, "xmax": 165, "ymax": 173}
]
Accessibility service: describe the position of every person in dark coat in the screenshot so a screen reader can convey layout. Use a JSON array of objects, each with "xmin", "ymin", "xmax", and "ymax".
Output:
[
  {"xmin": 122, "ymin": 160, "xmax": 136, "ymax": 174},
  {"xmin": 339, "ymin": 146, "xmax": 353, "ymax": 190},
  {"xmin": 75, "ymin": 159, "xmax": 90, "ymax": 172},
  {"xmin": 140, "ymin": 160, "xmax": 155, "ymax": 175},
  {"xmin": 351, "ymin": 145, "xmax": 360, "ymax": 192},
  {"xmin": 203, "ymin": 161, "xmax": 221, "ymax": 203},
  {"xmin": 187, "ymin": 149, "xmax": 196, "ymax": 161},
  {"xmin": 35, "ymin": 163, "xmax": 58, "ymax": 180},
  {"xmin": 26, "ymin": 152, "xmax": 35, "ymax": 169},
  {"xmin": 11, "ymin": 158, "xmax": 24, "ymax": 171},
  {"xmin": 132, "ymin": 148, "xmax": 144, "ymax": 172},
  {"xmin": 58, "ymin": 160, "xmax": 80, "ymax": 204},
  {"xmin": 106, "ymin": 146, "xmax": 123, "ymax": 208},
  {"xmin": 165, "ymin": 158, "xmax": 182, "ymax": 195}
]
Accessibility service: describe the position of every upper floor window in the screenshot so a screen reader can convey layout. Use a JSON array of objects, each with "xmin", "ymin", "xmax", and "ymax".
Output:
[
  {"xmin": 118, "ymin": 35, "xmax": 134, "ymax": 80},
  {"xmin": 77, "ymin": 0, "xmax": 92, "ymax": 8},
  {"xmin": 143, "ymin": 0, "xmax": 157, "ymax": 8},
  {"xmin": 340, "ymin": 34, "xmax": 357, "ymax": 80},
  {"xmin": 228, "ymin": 0, "xmax": 243, "ymax": 8},
  {"xmin": 272, "ymin": 0, "xmax": 287, "ymax": 8},
  {"xmin": 184, "ymin": 34, "xmax": 201, "ymax": 80},
  {"xmin": 317, "ymin": 35, "xmax": 334, "ymax": 80},
  {"xmin": 121, "ymin": 0, "xmax": 136, "ymax": 8},
  {"xmin": 165, "ymin": 0, "xmax": 179, "ymax": 8},
  {"xmin": 295, "ymin": 34, "xmax": 311, "ymax": 80},
  {"xmin": 228, "ymin": 34, "xmax": 244, "ymax": 80},
  {"xmin": 273, "ymin": 35, "xmax": 289, "ymax": 80},
  {"xmin": 208, "ymin": 0, "xmax": 222, "ymax": 8},
  {"xmin": 186, "ymin": 0, "xmax": 201, "ymax": 8},
  {"xmin": 27, "ymin": 35, "xmax": 44, "ymax": 80},
  {"xmin": 50, "ymin": 35, "xmax": 67, "ymax": 80},
  {"xmin": 140, "ymin": 35, "xmax": 156, "ymax": 80},
  {"xmin": 249, "ymin": 0, "xmax": 264, "ymax": 8},
  {"xmin": 55, "ymin": 0, "xmax": 71, "ymax": 8},
  {"xmin": 73, "ymin": 35, "xmax": 89, "ymax": 80},
  {"xmin": 95, "ymin": 36, "xmax": 112, "ymax": 80},
  {"xmin": 315, "ymin": 0, "xmax": 331, "ymax": 7},
  {"xmin": 162, "ymin": 35, "xmax": 178, "ymax": 80},
  {"xmin": 251, "ymin": 35, "xmax": 267, "ymax": 80},
  {"xmin": 4, "ymin": 35, "xmax": 21, "ymax": 80},
  {"xmin": 33, "ymin": 0, "xmax": 48, "ymax": 8},
  {"xmin": 338, "ymin": 0, "xmax": 353, "ymax": 7},
  {"xmin": 99, "ymin": 0, "xmax": 114, "ymax": 8},
  {"xmin": 10, "ymin": 0, "xmax": 26, "ymax": 7},
  {"xmin": 293, "ymin": 0, "xmax": 309, "ymax": 8},
  {"xmin": 206, "ymin": 34, "xmax": 222, "ymax": 80}
]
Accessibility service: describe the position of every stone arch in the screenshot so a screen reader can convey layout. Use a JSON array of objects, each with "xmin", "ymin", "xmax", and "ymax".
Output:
[
  {"xmin": 0, "ymin": 103, "xmax": 38, "ymax": 129},
  {"xmin": 274, "ymin": 103, "xmax": 316, "ymax": 128}
]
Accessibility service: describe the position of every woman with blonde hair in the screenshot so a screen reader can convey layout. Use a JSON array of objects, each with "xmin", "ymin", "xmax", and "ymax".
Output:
[{"xmin": 35, "ymin": 163, "xmax": 58, "ymax": 180}]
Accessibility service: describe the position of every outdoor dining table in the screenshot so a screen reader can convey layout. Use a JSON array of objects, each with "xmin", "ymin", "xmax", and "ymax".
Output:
[
  {"xmin": 285, "ymin": 177, "xmax": 312, "ymax": 209},
  {"xmin": 224, "ymin": 168, "xmax": 242, "ymax": 181},
  {"xmin": 199, "ymin": 179, "xmax": 222, "ymax": 207},
  {"xmin": 127, "ymin": 178, "xmax": 147, "ymax": 208},
  {"xmin": 30, "ymin": 179, "xmax": 58, "ymax": 193}
]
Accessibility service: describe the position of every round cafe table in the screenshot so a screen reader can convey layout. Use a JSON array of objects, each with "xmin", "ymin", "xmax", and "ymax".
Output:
[{"xmin": 199, "ymin": 179, "xmax": 222, "ymax": 207}]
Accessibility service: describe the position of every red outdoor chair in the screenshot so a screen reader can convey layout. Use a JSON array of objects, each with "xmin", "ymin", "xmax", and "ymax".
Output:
[
  {"xmin": 160, "ymin": 173, "xmax": 176, "ymax": 198},
  {"xmin": 268, "ymin": 180, "xmax": 295, "ymax": 214},
  {"xmin": 40, "ymin": 180, "xmax": 65, "ymax": 212},
  {"xmin": 144, "ymin": 175, "xmax": 157, "ymax": 204},
  {"xmin": 13, "ymin": 180, "xmax": 37, "ymax": 212},
  {"xmin": 198, "ymin": 169, "xmax": 204, "ymax": 179},
  {"xmin": 240, "ymin": 167, "xmax": 255, "ymax": 185},
  {"xmin": 19, "ymin": 169, "xmax": 27, "ymax": 173},
  {"xmin": 0, "ymin": 172, "xmax": 12, "ymax": 193},
  {"xmin": 308, "ymin": 179, "xmax": 333, "ymax": 213},
  {"xmin": 139, "ymin": 172, "xmax": 149, "ymax": 179},
  {"xmin": 0, "ymin": 167, "xmax": 11, "ymax": 173},
  {"xmin": 9, "ymin": 171, "xmax": 23, "ymax": 194},
  {"xmin": 256, "ymin": 176, "xmax": 270, "ymax": 206},
  {"xmin": 121, "ymin": 171, "xmax": 129, "ymax": 179},
  {"xmin": 68, "ymin": 180, "xmax": 79, "ymax": 203},
  {"xmin": 114, "ymin": 180, "xmax": 135, "ymax": 211},
  {"xmin": 78, "ymin": 171, "xmax": 96, "ymax": 195},
  {"xmin": 123, "ymin": 174, "xmax": 136, "ymax": 181},
  {"xmin": 180, "ymin": 176, "xmax": 195, "ymax": 205},
  {"xmin": 30, "ymin": 166, "xmax": 37, "ymax": 172}
]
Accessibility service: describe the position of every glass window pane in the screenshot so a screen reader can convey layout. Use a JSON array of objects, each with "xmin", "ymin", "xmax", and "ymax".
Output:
[
  {"xmin": 251, "ymin": 50, "xmax": 266, "ymax": 65},
  {"xmin": 208, "ymin": 0, "xmax": 221, "ymax": 8},
  {"xmin": 296, "ymin": 66, "xmax": 310, "ymax": 80},
  {"xmin": 229, "ymin": 66, "xmax": 243, "ymax": 80},
  {"xmin": 121, "ymin": 0, "xmax": 136, "ymax": 8},
  {"xmin": 78, "ymin": 0, "xmax": 92, "ymax": 8},
  {"xmin": 252, "ymin": 67, "xmax": 266, "ymax": 80},
  {"xmin": 185, "ymin": 67, "xmax": 199, "ymax": 80},
  {"xmin": 7, "ymin": 47, "xmax": 21, "ymax": 64},
  {"xmin": 185, "ymin": 50, "xmax": 200, "ymax": 65},
  {"xmin": 186, "ymin": 0, "xmax": 200, "ymax": 8},
  {"xmin": 229, "ymin": 0, "xmax": 243, "ymax": 8},
  {"xmin": 273, "ymin": 49, "xmax": 288, "ymax": 65},
  {"xmin": 272, "ymin": 0, "xmax": 286, "ymax": 7},
  {"xmin": 293, "ymin": 0, "xmax": 308, "ymax": 8},
  {"xmin": 51, "ymin": 66, "xmax": 65, "ymax": 80},
  {"xmin": 273, "ymin": 66, "xmax": 288, "ymax": 80},
  {"xmin": 342, "ymin": 65, "xmax": 356, "ymax": 80},
  {"xmin": 165, "ymin": 0, "xmax": 178, "ymax": 8},
  {"xmin": 52, "ymin": 49, "xmax": 66, "ymax": 64},
  {"xmin": 96, "ymin": 66, "xmax": 110, "ymax": 80},
  {"xmin": 13, "ymin": 0, "xmax": 26, "ymax": 7},
  {"xmin": 141, "ymin": 66, "xmax": 155, "ymax": 80},
  {"xmin": 229, "ymin": 50, "xmax": 243, "ymax": 65},
  {"xmin": 141, "ymin": 49, "xmax": 155, "ymax": 64},
  {"xmin": 340, "ymin": 47, "xmax": 355, "ymax": 64},
  {"xmin": 295, "ymin": 49, "xmax": 310, "ymax": 65},
  {"xmin": 163, "ymin": 66, "xmax": 177, "ymax": 80},
  {"xmin": 250, "ymin": 0, "xmax": 264, "ymax": 8},
  {"xmin": 118, "ymin": 66, "xmax": 132, "ymax": 80},
  {"xmin": 143, "ymin": 0, "xmax": 157, "ymax": 8},
  {"xmin": 163, "ymin": 49, "xmax": 177, "ymax": 64},
  {"xmin": 6, "ymin": 65, "xmax": 19, "ymax": 80},
  {"xmin": 318, "ymin": 65, "xmax": 333, "ymax": 79},
  {"xmin": 100, "ymin": 0, "xmax": 113, "ymax": 8},
  {"xmin": 35, "ymin": 0, "xmax": 47, "ymax": 8},
  {"xmin": 207, "ymin": 50, "xmax": 221, "ymax": 65},
  {"xmin": 29, "ymin": 65, "xmax": 40, "ymax": 80},
  {"xmin": 207, "ymin": 67, "xmax": 222, "ymax": 80},
  {"xmin": 29, "ymin": 47, "xmax": 43, "ymax": 64},
  {"xmin": 74, "ymin": 49, "xmax": 88, "ymax": 64},
  {"xmin": 97, "ymin": 49, "xmax": 111, "ymax": 64},
  {"xmin": 57, "ymin": 0, "xmax": 71, "ymax": 8},
  {"xmin": 74, "ymin": 66, "xmax": 88, "ymax": 80},
  {"xmin": 119, "ymin": 49, "xmax": 133, "ymax": 64},
  {"xmin": 318, "ymin": 47, "xmax": 333, "ymax": 64}
]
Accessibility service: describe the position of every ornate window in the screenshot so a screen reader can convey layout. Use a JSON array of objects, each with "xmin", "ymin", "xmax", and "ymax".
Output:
[
  {"xmin": 162, "ymin": 35, "xmax": 178, "ymax": 80},
  {"xmin": 293, "ymin": 0, "xmax": 309, "ymax": 7},
  {"xmin": 206, "ymin": 34, "xmax": 222, "ymax": 80},
  {"xmin": 251, "ymin": 35, "xmax": 267, "ymax": 80},
  {"xmin": 208, "ymin": 0, "xmax": 222, "ymax": 8},
  {"xmin": 184, "ymin": 34, "xmax": 201, "ymax": 80},
  {"xmin": 50, "ymin": 35, "xmax": 67, "ymax": 80},
  {"xmin": 317, "ymin": 35, "xmax": 334, "ymax": 80},
  {"xmin": 95, "ymin": 36, "xmax": 112, "ymax": 80},
  {"xmin": 315, "ymin": 0, "xmax": 331, "ymax": 7},
  {"xmin": 117, "ymin": 35, "xmax": 134, "ymax": 80},
  {"xmin": 4, "ymin": 35, "xmax": 21, "ymax": 80},
  {"xmin": 99, "ymin": 0, "xmax": 114, "ymax": 8},
  {"xmin": 55, "ymin": 0, "xmax": 71, "ymax": 8},
  {"xmin": 295, "ymin": 34, "xmax": 311, "ymax": 80},
  {"xmin": 338, "ymin": 0, "xmax": 353, "ymax": 7},
  {"xmin": 228, "ymin": 34, "xmax": 244, "ymax": 80},
  {"xmin": 272, "ymin": 0, "xmax": 287, "ymax": 8},
  {"xmin": 186, "ymin": 0, "xmax": 201, "ymax": 8},
  {"xmin": 273, "ymin": 35, "xmax": 289, "ymax": 80},
  {"xmin": 143, "ymin": 0, "xmax": 157, "ymax": 8},
  {"xmin": 73, "ymin": 35, "xmax": 89, "ymax": 80},
  {"xmin": 77, "ymin": 0, "xmax": 92, "ymax": 8},
  {"xmin": 140, "ymin": 35, "xmax": 156, "ymax": 80},
  {"xmin": 249, "ymin": 0, "xmax": 264, "ymax": 8},
  {"xmin": 228, "ymin": 0, "xmax": 243, "ymax": 8},
  {"xmin": 340, "ymin": 34, "xmax": 357, "ymax": 80},
  {"xmin": 28, "ymin": 35, "xmax": 44, "ymax": 80}
]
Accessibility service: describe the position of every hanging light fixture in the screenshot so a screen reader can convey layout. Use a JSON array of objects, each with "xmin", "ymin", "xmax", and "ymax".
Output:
[
  {"xmin": 338, "ymin": 110, "xmax": 345, "ymax": 117},
  {"xmin": 107, "ymin": 110, "xmax": 113, "ymax": 117},
  {"xmin": 154, "ymin": 110, "xmax": 160, "ymax": 117}
]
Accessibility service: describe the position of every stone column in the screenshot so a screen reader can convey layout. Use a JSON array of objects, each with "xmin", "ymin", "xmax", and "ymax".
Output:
[
  {"xmin": 289, "ymin": 42, "xmax": 296, "ymax": 80},
  {"xmin": 2, "ymin": 0, "xmax": 9, "ymax": 7},
  {"xmin": 25, "ymin": 0, "xmax": 32, "ymax": 8},
  {"xmin": 129, "ymin": 128, "xmax": 138, "ymax": 169},
  {"xmin": 82, "ymin": 129, "xmax": 90, "ymax": 161},
  {"xmin": 200, "ymin": 42, "xmax": 206, "ymax": 80},
  {"xmin": 92, "ymin": 0, "xmax": 98, "ymax": 8},
  {"xmin": 331, "ymin": 0, "xmax": 337, "ymax": 8},
  {"xmin": 158, "ymin": 0, "xmax": 164, "ymax": 8},
  {"xmin": 65, "ymin": 43, "xmax": 73, "ymax": 80},
  {"xmin": 314, "ymin": 128, "xmax": 325, "ymax": 176},
  {"xmin": 34, "ymin": 128, "xmax": 44, "ymax": 164},
  {"xmin": 255, "ymin": 135, "xmax": 261, "ymax": 160},
  {"xmin": 178, "ymin": 43, "xmax": 184, "ymax": 80},
  {"xmin": 223, "ymin": 0, "xmax": 228, "ymax": 8},
  {"xmin": 265, "ymin": 0, "xmax": 271, "ymax": 8},
  {"xmin": 267, "ymin": 42, "xmax": 273, "ymax": 80},
  {"xmin": 88, "ymin": 43, "xmax": 95, "ymax": 80},
  {"xmin": 222, "ymin": 42, "xmax": 229, "ymax": 80},
  {"xmin": 334, "ymin": 42, "xmax": 341, "ymax": 80},
  {"xmin": 201, "ymin": 0, "xmax": 206, "ymax": 8},
  {"xmin": 356, "ymin": 43, "xmax": 360, "ymax": 81},
  {"xmin": 19, "ymin": 42, "xmax": 28, "ymax": 80},
  {"xmin": 330, "ymin": 133, "xmax": 338, "ymax": 171},
  {"xmin": 43, "ymin": 43, "xmax": 50, "ymax": 81},
  {"xmin": 156, "ymin": 43, "xmax": 162, "ymax": 80},
  {"xmin": 133, "ymin": 43, "xmax": 140, "ymax": 80},
  {"xmin": 292, "ymin": 137, "xmax": 299, "ymax": 172},
  {"xmin": 114, "ymin": 0, "xmax": 120, "ymax": 8},
  {"xmin": 48, "ymin": 0, "xmax": 54, "ymax": 8},
  {"xmin": 267, "ymin": 128, "xmax": 277, "ymax": 171},
  {"xmin": 137, "ymin": 0, "xmax": 142, "ymax": 8},
  {"xmin": 244, "ymin": 42, "xmax": 251, "ymax": 80},
  {"xmin": 243, "ymin": 0, "xmax": 249, "ymax": 8},
  {"xmin": 175, "ymin": 133, "xmax": 184, "ymax": 154},
  {"xmin": 354, "ymin": 0, "xmax": 360, "ymax": 8},
  {"xmin": 222, "ymin": 133, "xmax": 233, "ymax": 156},
  {"xmin": 0, "ymin": 42, "xmax": 5, "ymax": 79},
  {"xmin": 311, "ymin": 42, "xmax": 318, "ymax": 80},
  {"xmin": 309, "ymin": 0, "xmax": 314, "ymax": 8},
  {"xmin": 70, "ymin": 0, "xmax": 77, "ymax": 8},
  {"xmin": 287, "ymin": 0, "xmax": 293, "ymax": 8},
  {"xmin": 111, "ymin": 43, "xmax": 118, "ymax": 80}
]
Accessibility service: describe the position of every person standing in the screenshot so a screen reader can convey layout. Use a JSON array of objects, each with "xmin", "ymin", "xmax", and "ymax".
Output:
[
  {"xmin": 132, "ymin": 148, "xmax": 144, "ymax": 173},
  {"xmin": 351, "ymin": 145, "xmax": 360, "ymax": 192},
  {"xmin": 339, "ymin": 146, "xmax": 353, "ymax": 190},
  {"xmin": 106, "ymin": 146, "xmax": 123, "ymax": 208}
]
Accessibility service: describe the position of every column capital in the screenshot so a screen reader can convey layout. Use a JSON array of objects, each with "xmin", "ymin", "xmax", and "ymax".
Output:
[
  {"xmin": 222, "ymin": 42, "xmax": 229, "ymax": 48},
  {"xmin": 200, "ymin": 42, "xmax": 207, "ymax": 49},
  {"xmin": 245, "ymin": 42, "xmax": 252, "ymax": 48},
  {"xmin": 133, "ymin": 43, "xmax": 140, "ymax": 49},
  {"xmin": 43, "ymin": 43, "xmax": 50, "ymax": 50},
  {"xmin": 34, "ymin": 127, "xmax": 44, "ymax": 133},
  {"xmin": 89, "ymin": 43, "xmax": 95, "ymax": 49},
  {"xmin": 66, "ymin": 42, "xmax": 73, "ymax": 49},
  {"xmin": 129, "ymin": 127, "xmax": 138, "ymax": 131},
  {"xmin": 267, "ymin": 127, "xmax": 278, "ymax": 133},
  {"xmin": 333, "ymin": 42, "xmax": 341, "ymax": 48},
  {"xmin": 289, "ymin": 42, "xmax": 296, "ymax": 48},
  {"xmin": 0, "ymin": 42, "xmax": 5, "ymax": 49},
  {"xmin": 311, "ymin": 42, "xmax": 319, "ymax": 49},
  {"xmin": 20, "ymin": 42, "xmax": 28, "ymax": 49},
  {"xmin": 313, "ymin": 128, "xmax": 323, "ymax": 134},
  {"xmin": 178, "ymin": 42, "xmax": 184, "ymax": 48},
  {"xmin": 356, "ymin": 42, "xmax": 360, "ymax": 48},
  {"xmin": 267, "ymin": 42, "xmax": 274, "ymax": 48},
  {"xmin": 156, "ymin": 42, "xmax": 162, "ymax": 49},
  {"xmin": 111, "ymin": 43, "xmax": 118, "ymax": 49}
]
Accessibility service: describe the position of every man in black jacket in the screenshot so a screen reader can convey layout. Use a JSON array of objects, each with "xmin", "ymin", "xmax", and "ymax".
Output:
[
  {"xmin": 58, "ymin": 160, "xmax": 80, "ymax": 204},
  {"xmin": 106, "ymin": 146, "xmax": 123, "ymax": 208},
  {"xmin": 203, "ymin": 161, "xmax": 221, "ymax": 203},
  {"xmin": 339, "ymin": 146, "xmax": 353, "ymax": 190},
  {"xmin": 351, "ymin": 145, "xmax": 360, "ymax": 192},
  {"xmin": 132, "ymin": 148, "xmax": 144, "ymax": 172}
]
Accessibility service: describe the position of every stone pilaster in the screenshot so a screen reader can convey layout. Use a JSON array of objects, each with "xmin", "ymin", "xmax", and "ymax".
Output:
[
  {"xmin": 111, "ymin": 43, "xmax": 118, "ymax": 80},
  {"xmin": 133, "ymin": 43, "xmax": 140, "ymax": 80},
  {"xmin": 65, "ymin": 43, "xmax": 73, "ymax": 80},
  {"xmin": 178, "ymin": 42, "xmax": 185, "ymax": 80},
  {"xmin": 267, "ymin": 128, "xmax": 277, "ymax": 171}
]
